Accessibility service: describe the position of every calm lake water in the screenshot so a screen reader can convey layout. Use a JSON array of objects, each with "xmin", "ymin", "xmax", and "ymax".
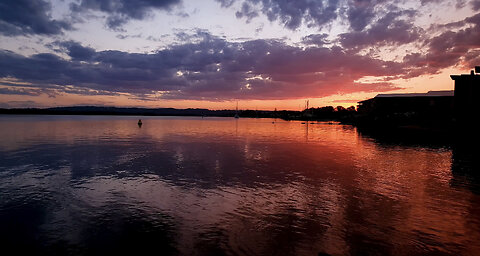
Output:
[{"xmin": 0, "ymin": 115, "xmax": 479, "ymax": 256}]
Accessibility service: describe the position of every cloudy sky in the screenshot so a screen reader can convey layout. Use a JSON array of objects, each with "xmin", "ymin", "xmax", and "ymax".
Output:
[{"xmin": 0, "ymin": 0, "xmax": 479, "ymax": 109}]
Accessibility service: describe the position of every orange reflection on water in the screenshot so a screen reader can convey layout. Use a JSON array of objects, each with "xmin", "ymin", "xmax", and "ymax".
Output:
[{"xmin": 0, "ymin": 115, "xmax": 479, "ymax": 255}]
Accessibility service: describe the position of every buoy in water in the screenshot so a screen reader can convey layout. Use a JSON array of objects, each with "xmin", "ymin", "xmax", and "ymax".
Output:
[{"xmin": 138, "ymin": 119, "xmax": 142, "ymax": 127}]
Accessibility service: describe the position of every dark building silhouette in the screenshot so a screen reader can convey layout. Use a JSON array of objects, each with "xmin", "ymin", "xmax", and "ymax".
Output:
[
  {"xmin": 450, "ymin": 67, "xmax": 480, "ymax": 124},
  {"xmin": 357, "ymin": 90, "xmax": 454, "ymax": 117},
  {"xmin": 357, "ymin": 66, "xmax": 479, "ymax": 125}
]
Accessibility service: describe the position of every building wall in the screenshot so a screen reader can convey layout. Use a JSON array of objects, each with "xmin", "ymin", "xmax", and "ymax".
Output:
[
  {"xmin": 451, "ymin": 73, "xmax": 480, "ymax": 124},
  {"xmin": 358, "ymin": 96, "xmax": 454, "ymax": 117}
]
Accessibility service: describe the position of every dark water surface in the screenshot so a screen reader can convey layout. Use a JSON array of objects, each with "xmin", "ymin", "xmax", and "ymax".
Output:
[{"xmin": 1, "ymin": 115, "xmax": 479, "ymax": 255}]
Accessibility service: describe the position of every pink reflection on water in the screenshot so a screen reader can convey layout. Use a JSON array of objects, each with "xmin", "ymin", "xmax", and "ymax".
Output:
[{"xmin": 0, "ymin": 115, "xmax": 479, "ymax": 255}]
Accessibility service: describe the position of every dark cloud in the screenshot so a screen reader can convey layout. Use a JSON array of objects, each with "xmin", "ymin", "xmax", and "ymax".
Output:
[
  {"xmin": 344, "ymin": 1, "xmax": 423, "ymax": 33},
  {"xmin": 420, "ymin": 0, "xmax": 469, "ymax": 9},
  {"xmin": 70, "ymin": 0, "xmax": 182, "ymax": 29},
  {"xmin": 0, "ymin": 0, "xmax": 72, "ymax": 36},
  {"xmin": 346, "ymin": 0, "xmax": 378, "ymax": 32},
  {"xmin": 235, "ymin": 2, "xmax": 258, "ymax": 22},
  {"xmin": 403, "ymin": 12, "xmax": 480, "ymax": 77},
  {"xmin": 0, "ymin": 87, "xmax": 43, "ymax": 96},
  {"xmin": 0, "ymin": 51, "xmax": 71, "ymax": 83},
  {"xmin": 115, "ymin": 33, "xmax": 142, "ymax": 40},
  {"xmin": 302, "ymin": 34, "xmax": 330, "ymax": 46},
  {"xmin": 217, "ymin": 0, "xmax": 236, "ymax": 8},
  {"xmin": 340, "ymin": 10, "xmax": 421, "ymax": 50},
  {"xmin": 55, "ymin": 41, "xmax": 97, "ymax": 61},
  {"xmin": 217, "ymin": 0, "xmax": 422, "ymax": 33},
  {"xmin": 217, "ymin": 0, "xmax": 339, "ymax": 30},
  {"xmin": 464, "ymin": 49, "xmax": 480, "ymax": 67},
  {"xmin": 0, "ymin": 32, "xmax": 404, "ymax": 101},
  {"xmin": 420, "ymin": 0, "xmax": 444, "ymax": 5},
  {"xmin": 472, "ymin": 0, "xmax": 480, "ymax": 10}
]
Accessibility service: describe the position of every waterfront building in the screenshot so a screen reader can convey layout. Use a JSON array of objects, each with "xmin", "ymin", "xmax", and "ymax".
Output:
[
  {"xmin": 357, "ymin": 66, "xmax": 479, "ymax": 124},
  {"xmin": 450, "ymin": 67, "xmax": 480, "ymax": 124},
  {"xmin": 357, "ymin": 90, "xmax": 454, "ymax": 117}
]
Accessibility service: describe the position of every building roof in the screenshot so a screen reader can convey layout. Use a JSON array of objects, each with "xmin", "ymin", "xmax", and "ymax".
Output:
[
  {"xmin": 374, "ymin": 90, "xmax": 454, "ymax": 98},
  {"xmin": 450, "ymin": 69, "xmax": 480, "ymax": 80},
  {"xmin": 358, "ymin": 90, "xmax": 453, "ymax": 104}
]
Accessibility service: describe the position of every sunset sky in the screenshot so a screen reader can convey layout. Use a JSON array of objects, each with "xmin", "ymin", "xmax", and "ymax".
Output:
[{"xmin": 1, "ymin": 0, "xmax": 479, "ymax": 110}]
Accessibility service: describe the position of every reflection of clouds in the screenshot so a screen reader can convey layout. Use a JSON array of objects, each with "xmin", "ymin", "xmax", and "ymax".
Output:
[
  {"xmin": 214, "ymin": 159, "xmax": 221, "ymax": 172},
  {"xmin": 243, "ymin": 143, "xmax": 268, "ymax": 161},
  {"xmin": 0, "ymin": 168, "xmax": 179, "ymax": 254},
  {"xmin": 173, "ymin": 147, "xmax": 184, "ymax": 166},
  {"xmin": 75, "ymin": 173, "xmax": 347, "ymax": 255},
  {"xmin": 1, "ymin": 116, "xmax": 480, "ymax": 255}
]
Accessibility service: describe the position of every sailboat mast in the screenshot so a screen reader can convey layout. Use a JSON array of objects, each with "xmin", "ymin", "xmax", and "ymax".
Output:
[{"xmin": 234, "ymin": 101, "xmax": 240, "ymax": 118}]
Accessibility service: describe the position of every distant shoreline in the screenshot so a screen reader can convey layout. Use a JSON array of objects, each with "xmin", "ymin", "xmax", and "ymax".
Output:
[
  {"xmin": 0, "ymin": 105, "xmax": 357, "ymax": 127},
  {"xmin": 0, "ymin": 106, "xmax": 311, "ymax": 120},
  {"xmin": 0, "ymin": 106, "xmax": 251, "ymax": 117}
]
